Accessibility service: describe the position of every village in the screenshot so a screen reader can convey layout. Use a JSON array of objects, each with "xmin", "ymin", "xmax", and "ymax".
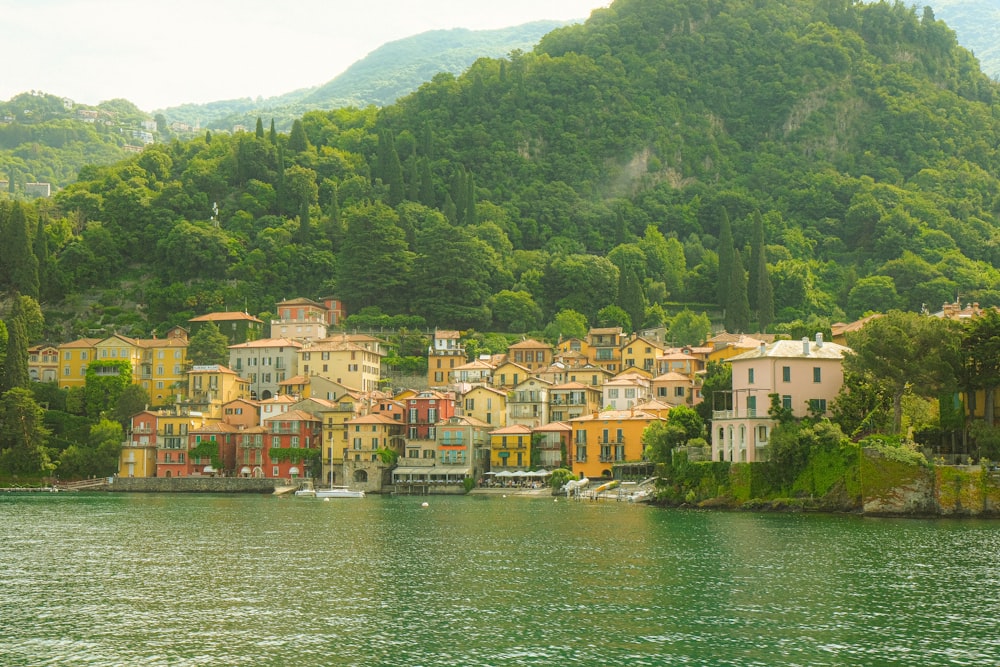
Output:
[{"xmin": 25, "ymin": 296, "xmax": 985, "ymax": 495}]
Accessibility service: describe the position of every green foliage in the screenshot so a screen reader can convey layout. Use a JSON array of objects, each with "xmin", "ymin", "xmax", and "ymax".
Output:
[
  {"xmin": 268, "ymin": 447, "xmax": 321, "ymax": 463},
  {"xmin": 84, "ymin": 359, "xmax": 132, "ymax": 419},
  {"xmin": 542, "ymin": 309, "xmax": 588, "ymax": 343},
  {"xmin": 186, "ymin": 322, "xmax": 230, "ymax": 367},
  {"xmin": 0, "ymin": 387, "xmax": 53, "ymax": 476},
  {"xmin": 668, "ymin": 309, "xmax": 711, "ymax": 346},
  {"xmin": 549, "ymin": 467, "xmax": 576, "ymax": 489},
  {"xmin": 858, "ymin": 434, "xmax": 930, "ymax": 468}
]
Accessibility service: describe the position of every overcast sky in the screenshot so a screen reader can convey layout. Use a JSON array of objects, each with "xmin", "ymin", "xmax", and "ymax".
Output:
[{"xmin": 0, "ymin": 0, "xmax": 608, "ymax": 111}]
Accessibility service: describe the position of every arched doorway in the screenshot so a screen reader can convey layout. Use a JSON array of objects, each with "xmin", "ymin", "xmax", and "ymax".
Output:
[{"xmin": 353, "ymin": 470, "xmax": 368, "ymax": 483}]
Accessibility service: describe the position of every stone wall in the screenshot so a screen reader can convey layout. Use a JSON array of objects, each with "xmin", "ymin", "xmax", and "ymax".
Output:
[{"xmin": 108, "ymin": 477, "xmax": 280, "ymax": 493}]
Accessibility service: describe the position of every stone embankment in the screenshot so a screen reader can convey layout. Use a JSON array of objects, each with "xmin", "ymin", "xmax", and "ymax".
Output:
[{"xmin": 107, "ymin": 477, "xmax": 279, "ymax": 493}]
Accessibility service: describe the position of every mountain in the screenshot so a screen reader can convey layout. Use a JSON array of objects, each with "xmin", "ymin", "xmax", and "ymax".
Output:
[
  {"xmin": 931, "ymin": 0, "xmax": 1000, "ymax": 79},
  {"xmin": 5, "ymin": 0, "xmax": 1000, "ymax": 342},
  {"xmin": 156, "ymin": 21, "xmax": 574, "ymax": 132}
]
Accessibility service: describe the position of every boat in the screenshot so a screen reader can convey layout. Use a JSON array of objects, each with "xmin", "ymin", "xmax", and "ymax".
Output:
[{"xmin": 315, "ymin": 486, "xmax": 365, "ymax": 499}]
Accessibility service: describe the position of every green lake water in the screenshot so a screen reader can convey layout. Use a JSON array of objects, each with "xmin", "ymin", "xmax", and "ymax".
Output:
[{"xmin": 2, "ymin": 493, "xmax": 999, "ymax": 666}]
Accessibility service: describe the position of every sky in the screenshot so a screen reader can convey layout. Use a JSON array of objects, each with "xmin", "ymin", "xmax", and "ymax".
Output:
[{"xmin": 0, "ymin": 0, "xmax": 610, "ymax": 111}]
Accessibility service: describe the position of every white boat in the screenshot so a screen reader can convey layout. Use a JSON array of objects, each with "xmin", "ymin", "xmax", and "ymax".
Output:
[{"xmin": 315, "ymin": 486, "xmax": 365, "ymax": 499}]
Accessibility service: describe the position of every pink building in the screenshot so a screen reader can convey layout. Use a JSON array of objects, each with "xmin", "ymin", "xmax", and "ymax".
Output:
[{"xmin": 710, "ymin": 334, "xmax": 850, "ymax": 463}]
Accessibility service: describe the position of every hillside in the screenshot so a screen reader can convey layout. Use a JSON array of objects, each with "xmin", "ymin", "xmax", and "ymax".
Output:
[
  {"xmin": 3, "ymin": 0, "xmax": 1000, "ymax": 344},
  {"xmin": 156, "ymin": 21, "xmax": 573, "ymax": 132}
]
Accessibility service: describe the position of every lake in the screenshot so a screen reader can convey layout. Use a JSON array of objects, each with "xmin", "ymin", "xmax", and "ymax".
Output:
[{"xmin": 2, "ymin": 493, "xmax": 999, "ymax": 666}]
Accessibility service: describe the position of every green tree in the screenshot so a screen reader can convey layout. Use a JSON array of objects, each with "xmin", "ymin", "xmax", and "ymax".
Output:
[
  {"xmin": 716, "ymin": 208, "xmax": 734, "ymax": 309},
  {"xmin": 2, "ymin": 294, "xmax": 30, "ymax": 392},
  {"xmin": 187, "ymin": 322, "xmax": 231, "ymax": 367},
  {"xmin": 596, "ymin": 304, "xmax": 631, "ymax": 331},
  {"xmin": 287, "ymin": 119, "xmax": 311, "ymax": 153},
  {"xmin": 542, "ymin": 309, "xmax": 589, "ymax": 343},
  {"xmin": 57, "ymin": 418, "xmax": 123, "ymax": 479},
  {"xmin": 113, "ymin": 383, "xmax": 150, "ymax": 428},
  {"xmin": 748, "ymin": 211, "xmax": 774, "ymax": 331},
  {"xmin": 84, "ymin": 360, "xmax": 132, "ymax": 420},
  {"xmin": 642, "ymin": 420, "xmax": 685, "ymax": 466},
  {"xmin": 724, "ymin": 249, "xmax": 750, "ymax": 333},
  {"xmin": 338, "ymin": 202, "xmax": 414, "ymax": 314},
  {"xmin": 697, "ymin": 361, "xmax": 733, "ymax": 424},
  {"xmin": 0, "ymin": 387, "xmax": 53, "ymax": 476},
  {"xmin": 960, "ymin": 309, "xmax": 1000, "ymax": 426},
  {"xmin": 668, "ymin": 309, "xmax": 712, "ymax": 346},
  {"xmin": 491, "ymin": 290, "xmax": 543, "ymax": 332},
  {"xmin": 255, "ymin": 117, "xmax": 265, "ymax": 139},
  {"xmin": 618, "ymin": 266, "xmax": 646, "ymax": 334},
  {"xmin": 845, "ymin": 311, "xmax": 959, "ymax": 434},
  {"xmin": 2, "ymin": 202, "xmax": 40, "ymax": 298},
  {"xmin": 409, "ymin": 218, "xmax": 494, "ymax": 329}
]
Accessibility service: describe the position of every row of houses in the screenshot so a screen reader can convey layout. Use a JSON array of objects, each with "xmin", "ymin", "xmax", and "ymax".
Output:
[{"xmin": 30, "ymin": 294, "xmax": 884, "ymax": 490}]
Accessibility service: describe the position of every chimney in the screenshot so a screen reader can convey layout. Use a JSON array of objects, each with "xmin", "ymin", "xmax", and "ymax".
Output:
[
  {"xmin": 802, "ymin": 337, "xmax": 810, "ymax": 356},
  {"xmin": 815, "ymin": 332, "xmax": 824, "ymax": 347},
  {"xmin": 759, "ymin": 342, "xmax": 766, "ymax": 355}
]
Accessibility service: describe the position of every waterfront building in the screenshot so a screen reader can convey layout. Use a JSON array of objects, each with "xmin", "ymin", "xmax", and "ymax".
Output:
[
  {"xmin": 342, "ymin": 413, "xmax": 405, "ymax": 492},
  {"xmin": 154, "ymin": 407, "xmax": 210, "ymax": 478},
  {"xmin": 489, "ymin": 423, "xmax": 532, "ymax": 470},
  {"xmin": 568, "ymin": 409, "xmax": 664, "ymax": 480},
  {"xmin": 299, "ymin": 335, "xmax": 384, "ymax": 393},
  {"xmin": 651, "ymin": 371, "xmax": 699, "ymax": 406},
  {"xmin": 263, "ymin": 409, "xmax": 323, "ymax": 479},
  {"xmin": 120, "ymin": 410, "xmax": 159, "ymax": 478},
  {"xmin": 531, "ymin": 421, "xmax": 571, "ymax": 469},
  {"xmin": 710, "ymin": 334, "xmax": 849, "ymax": 463}
]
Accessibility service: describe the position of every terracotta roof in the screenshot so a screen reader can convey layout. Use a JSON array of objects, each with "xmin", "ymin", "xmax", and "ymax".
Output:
[
  {"xmin": 569, "ymin": 410, "xmax": 663, "ymax": 422},
  {"xmin": 189, "ymin": 311, "xmax": 263, "ymax": 323},
  {"xmin": 532, "ymin": 421, "xmax": 572, "ymax": 432},
  {"xmin": 489, "ymin": 424, "xmax": 533, "ymax": 435},
  {"xmin": 229, "ymin": 338, "xmax": 303, "ymax": 349},
  {"xmin": 508, "ymin": 338, "xmax": 552, "ymax": 349}
]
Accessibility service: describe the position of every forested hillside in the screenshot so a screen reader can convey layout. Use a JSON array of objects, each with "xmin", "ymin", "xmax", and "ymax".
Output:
[{"xmin": 3, "ymin": 0, "xmax": 1000, "ymax": 344}]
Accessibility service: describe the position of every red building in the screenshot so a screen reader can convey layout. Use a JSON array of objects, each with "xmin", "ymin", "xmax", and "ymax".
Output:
[
  {"xmin": 404, "ymin": 390, "xmax": 456, "ymax": 440},
  {"xmin": 263, "ymin": 409, "xmax": 322, "ymax": 479}
]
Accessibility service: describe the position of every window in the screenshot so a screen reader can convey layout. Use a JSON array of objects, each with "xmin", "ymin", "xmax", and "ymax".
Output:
[
  {"xmin": 674, "ymin": 386, "xmax": 685, "ymax": 397},
  {"xmin": 782, "ymin": 366, "xmax": 791, "ymax": 382},
  {"xmin": 809, "ymin": 398, "xmax": 828, "ymax": 413},
  {"xmin": 747, "ymin": 395, "xmax": 756, "ymax": 413},
  {"xmin": 782, "ymin": 395, "xmax": 792, "ymax": 410},
  {"xmin": 813, "ymin": 367, "xmax": 822, "ymax": 383},
  {"xmin": 273, "ymin": 466, "xmax": 280, "ymax": 477},
  {"xmin": 465, "ymin": 398, "xmax": 474, "ymax": 411},
  {"xmin": 748, "ymin": 368, "xmax": 755, "ymax": 384}
]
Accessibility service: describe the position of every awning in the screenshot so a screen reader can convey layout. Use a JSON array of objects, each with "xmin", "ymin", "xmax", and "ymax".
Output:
[
  {"xmin": 392, "ymin": 467, "xmax": 432, "ymax": 478},
  {"xmin": 240, "ymin": 466, "xmax": 251, "ymax": 475},
  {"xmin": 289, "ymin": 466, "xmax": 300, "ymax": 475}
]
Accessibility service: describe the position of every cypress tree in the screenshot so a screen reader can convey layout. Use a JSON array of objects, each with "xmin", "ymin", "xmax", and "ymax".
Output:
[
  {"xmin": 724, "ymin": 249, "xmax": 751, "ymax": 333},
  {"xmin": 385, "ymin": 138, "xmax": 404, "ymax": 207},
  {"xmin": 465, "ymin": 170, "xmax": 477, "ymax": 226},
  {"xmin": 255, "ymin": 117, "xmax": 265, "ymax": 139},
  {"xmin": 288, "ymin": 119, "xmax": 310, "ymax": 152},
  {"xmin": 8, "ymin": 202, "xmax": 39, "ymax": 299},
  {"xmin": 748, "ymin": 211, "xmax": 763, "ymax": 310},
  {"xmin": 2, "ymin": 292, "xmax": 30, "ymax": 392},
  {"xmin": 406, "ymin": 158, "xmax": 420, "ymax": 202},
  {"xmin": 296, "ymin": 203, "xmax": 312, "ymax": 245},
  {"xmin": 34, "ymin": 216, "xmax": 52, "ymax": 301},
  {"xmin": 451, "ymin": 168, "xmax": 467, "ymax": 225},
  {"xmin": 619, "ymin": 266, "xmax": 647, "ymax": 334},
  {"xmin": 442, "ymin": 193, "xmax": 458, "ymax": 225},
  {"xmin": 716, "ymin": 208, "xmax": 734, "ymax": 310},
  {"xmin": 419, "ymin": 158, "xmax": 436, "ymax": 208},
  {"xmin": 268, "ymin": 119, "xmax": 277, "ymax": 144}
]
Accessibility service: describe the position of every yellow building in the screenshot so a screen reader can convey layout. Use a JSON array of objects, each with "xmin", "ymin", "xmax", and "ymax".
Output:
[
  {"xmin": 491, "ymin": 361, "xmax": 530, "ymax": 390},
  {"xmin": 507, "ymin": 338, "xmax": 554, "ymax": 372},
  {"xmin": 57, "ymin": 338, "xmax": 101, "ymax": 390},
  {"xmin": 489, "ymin": 423, "xmax": 532, "ymax": 470},
  {"xmin": 428, "ymin": 329, "xmax": 464, "ymax": 386},
  {"xmin": 461, "ymin": 385, "xmax": 507, "ymax": 428},
  {"xmin": 300, "ymin": 335, "xmax": 384, "ymax": 393},
  {"xmin": 28, "ymin": 345, "xmax": 59, "ymax": 383},
  {"xmin": 586, "ymin": 327, "xmax": 626, "ymax": 373},
  {"xmin": 621, "ymin": 335, "xmax": 664, "ymax": 374},
  {"xmin": 568, "ymin": 409, "xmax": 665, "ymax": 480},
  {"xmin": 185, "ymin": 365, "xmax": 251, "ymax": 419}
]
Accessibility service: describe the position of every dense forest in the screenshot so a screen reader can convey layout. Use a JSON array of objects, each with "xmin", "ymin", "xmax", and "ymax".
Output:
[{"xmin": 2, "ymin": 0, "xmax": 1000, "ymax": 346}]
